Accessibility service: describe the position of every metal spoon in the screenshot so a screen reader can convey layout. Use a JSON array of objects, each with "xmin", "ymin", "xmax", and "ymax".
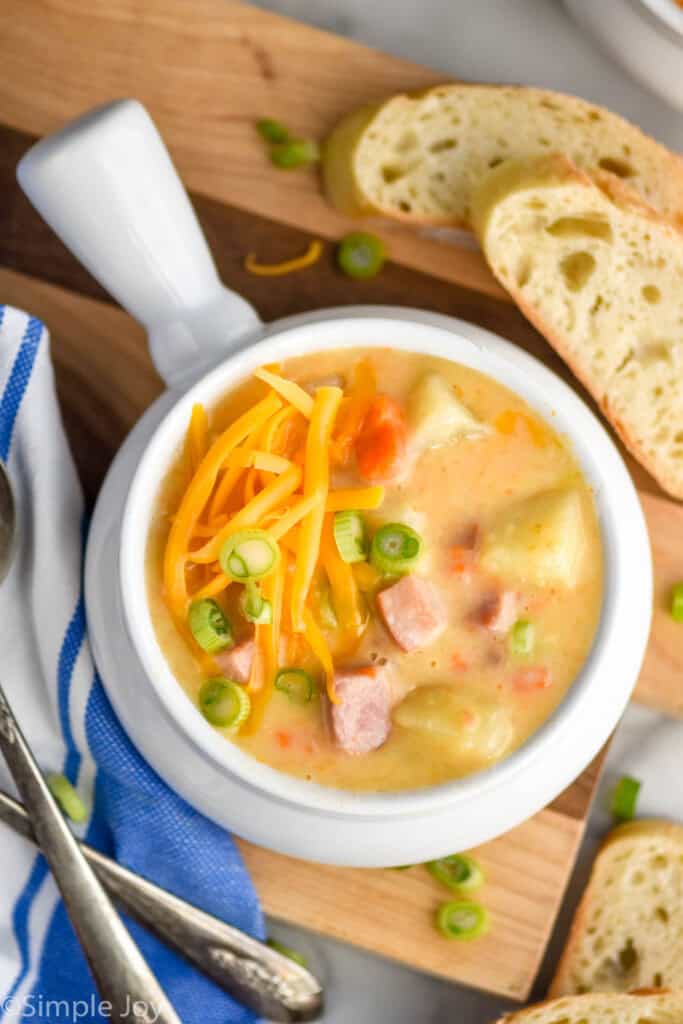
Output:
[
  {"xmin": 0, "ymin": 787, "xmax": 323, "ymax": 1021},
  {"xmin": 0, "ymin": 459, "xmax": 321, "ymax": 1021}
]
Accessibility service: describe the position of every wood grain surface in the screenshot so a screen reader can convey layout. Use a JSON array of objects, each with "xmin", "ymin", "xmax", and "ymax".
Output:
[{"xmin": 0, "ymin": 0, "xmax": 678, "ymax": 1001}]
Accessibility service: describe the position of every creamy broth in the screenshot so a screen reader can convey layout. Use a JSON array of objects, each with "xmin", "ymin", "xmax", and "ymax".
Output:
[{"xmin": 147, "ymin": 348, "xmax": 603, "ymax": 792}]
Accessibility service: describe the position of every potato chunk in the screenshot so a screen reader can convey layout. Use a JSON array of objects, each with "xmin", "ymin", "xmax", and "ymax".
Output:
[
  {"xmin": 408, "ymin": 372, "xmax": 489, "ymax": 451},
  {"xmin": 393, "ymin": 685, "xmax": 513, "ymax": 762},
  {"xmin": 481, "ymin": 488, "xmax": 586, "ymax": 588}
]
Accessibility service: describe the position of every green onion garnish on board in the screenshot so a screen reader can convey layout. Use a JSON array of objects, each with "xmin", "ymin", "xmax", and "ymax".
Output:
[
  {"xmin": 426, "ymin": 854, "xmax": 484, "ymax": 893},
  {"xmin": 256, "ymin": 118, "xmax": 289, "ymax": 144},
  {"xmin": 671, "ymin": 582, "xmax": 683, "ymax": 623},
  {"xmin": 188, "ymin": 598, "xmax": 234, "ymax": 654},
  {"xmin": 266, "ymin": 938, "xmax": 308, "ymax": 968},
  {"xmin": 370, "ymin": 522, "xmax": 423, "ymax": 576},
  {"xmin": 270, "ymin": 139, "xmax": 320, "ymax": 169},
  {"xmin": 199, "ymin": 678, "xmax": 251, "ymax": 730},
  {"xmin": 47, "ymin": 773, "xmax": 87, "ymax": 823},
  {"xmin": 337, "ymin": 232, "xmax": 386, "ymax": 279},
  {"xmin": 611, "ymin": 775, "xmax": 641, "ymax": 822},
  {"xmin": 333, "ymin": 510, "xmax": 368, "ymax": 564},
  {"xmin": 435, "ymin": 900, "xmax": 490, "ymax": 941},
  {"xmin": 509, "ymin": 619, "xmax": 535, "ymax": 657},
  {"xmin": 219, "ymin": 529, "xmax": 280, "ymax": 581},
  {"xmin": 275, "ymin": 668, "xmax": 316, "ymax": 705}
]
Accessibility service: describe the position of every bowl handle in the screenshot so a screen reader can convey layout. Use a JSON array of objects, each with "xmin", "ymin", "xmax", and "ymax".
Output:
[{"xmin": 17, "ymin": 99, "xmax": 261, "ymax": 388}]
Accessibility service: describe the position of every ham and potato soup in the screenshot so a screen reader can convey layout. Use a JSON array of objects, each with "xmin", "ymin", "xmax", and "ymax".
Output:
[{"xmin": 147, "ymin": 348, "xmax": 603, "ymax": 792}]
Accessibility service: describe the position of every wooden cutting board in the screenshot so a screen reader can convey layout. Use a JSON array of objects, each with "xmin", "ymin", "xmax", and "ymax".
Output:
[{"xmin": 1, "ymin": 0, "xmax": 682, "ymax": 1002}]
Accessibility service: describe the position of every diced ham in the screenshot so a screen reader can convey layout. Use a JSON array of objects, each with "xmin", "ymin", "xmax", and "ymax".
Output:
[
  {"xmin": 214, "ymin": 639, "xmax": 255, "ymax": 684},
  {"xmin": 376, "ymin": 575, "xmax": 448, "ymax": 652},
  {"xmin": 331, "ymin": 667, "xmax": 391, "ymax": 755},
  {"xmin": 473, "ymin": 590, "xmax": 519, "ymax": 633}
]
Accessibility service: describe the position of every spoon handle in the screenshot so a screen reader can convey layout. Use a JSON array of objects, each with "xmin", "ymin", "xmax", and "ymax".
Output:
[
  {"xmin": 0, "ymin": 789, "xmax": 323, "ymax": 1022},
  {"xmin": 0, "ymin": 684, "xmax": 181, "ymax": 1024}
]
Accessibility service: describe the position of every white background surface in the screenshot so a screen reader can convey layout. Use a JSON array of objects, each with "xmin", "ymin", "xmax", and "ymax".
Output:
[{"xmin": 253, "ymin": 2, "xmax": 683, "ymax": 1020}]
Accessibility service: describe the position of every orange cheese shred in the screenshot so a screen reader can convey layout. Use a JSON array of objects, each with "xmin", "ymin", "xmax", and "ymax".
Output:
[
  {"xmin": 245, "ymin": 240, "xmax": 323, "ymax": 278},
  {"xmin": 163, "ymin": 392, "xmax": 282, "ymax": 620},
  {"xmin": 189, "ymin": 464, "xmax": 303, "ymax": 565},
  {"xmin": 290, "ymin": 387, "xmax": 343, "ymax": 631},
  {"xmin": 302, "ymin": 606, "xmax": 337, "ymax": 704}
]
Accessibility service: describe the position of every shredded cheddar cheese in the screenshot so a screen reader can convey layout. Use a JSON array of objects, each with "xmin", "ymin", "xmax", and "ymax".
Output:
[
  {"xmin": 290, "ymin": 387, "xmax": 343, "ymax": 631},
  {"xmin": 189, "ymin": 464, "xmax": 303, "ymax": 565},
  {"xmin": 186, "ymin": 404, "xmax": 209, "ymax": 474},
  {"xmin": 254, "ymin": 368, "xmax": 314, "ymax": 418},
  {"xmin": 245, "ymin": 239, "xmax": 323, "ymax": 277},
  {"xmin": 326, "ymin": 486, "xmax": 385, "ymax": 512},
  {"xmin": 163, "ymin": 393, "xmax": 282, "ymax": 619},
  {"xmin": 302, "ymin": 606, "xmax": 337, "ymax": 704}
]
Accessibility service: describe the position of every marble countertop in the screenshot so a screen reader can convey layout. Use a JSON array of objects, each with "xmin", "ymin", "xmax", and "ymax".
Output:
[{"xmin": 255, "ymin": 1, "xmax": 683, "ymax": 1021}]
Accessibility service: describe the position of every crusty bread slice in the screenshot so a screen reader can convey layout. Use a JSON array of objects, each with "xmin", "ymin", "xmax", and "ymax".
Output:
[
  {"xmin": 494, "ymin": 990, "xmax": 683, "ymax": 1024},
  {"xmin": 322, "ymin": 85, "xmax": 683, "ymax": 228},
  {"xmin": 549, "ymin": 821, "xmax": 683, "ymax": 997},
  {"xmin": 470, "ymin": 153, "xmax": 683, "ymax": 499}
]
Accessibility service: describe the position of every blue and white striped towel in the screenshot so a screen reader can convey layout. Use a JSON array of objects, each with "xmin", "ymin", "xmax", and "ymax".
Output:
[{"xmin": 0, "ymin": 305, "xmax": 264, "ymax": 1024}]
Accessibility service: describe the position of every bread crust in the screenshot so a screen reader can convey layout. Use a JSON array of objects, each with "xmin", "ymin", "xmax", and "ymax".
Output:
[
  {"xmin": 550, "ymin": 820, "xmax": 683, "ymax": 998},
  {"xmin": 494, "ymin": 988, "xmax": 676, "ymax": 1024},
  {"xmin": 333, "ymin": 83, "xmax": 683, "ymax": 228},
  {"xmin": 475, "ymin": 154, "xmax": 683, "ymax": 500}
]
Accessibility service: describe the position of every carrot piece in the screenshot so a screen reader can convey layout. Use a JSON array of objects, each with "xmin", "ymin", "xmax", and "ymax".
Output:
[
  {"xmin": 355, "ymin": 394, "xmax": 407, "ymax": 483},
  {"xmin": 290, "ymin": 387, "xmax": 343, "ymax": 631},
  {"xmin": 513, "ymin": 667, "xmax": 553, "ymax": 692},
  {"xmin": 449, "ymin": 545, "xmax": 477, "ymax": 575},
  {"xmin": 163, "ymin": 393, "xmax": 281, "ymax": 619},
  {"xmin": 331, "ymin": 358, "xmax": 376, "ymax": 465}
]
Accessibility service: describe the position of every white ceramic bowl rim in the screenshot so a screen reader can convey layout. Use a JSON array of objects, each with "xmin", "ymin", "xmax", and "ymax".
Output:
[
  {"xmin": 120, "ymin": 308, "xmax": 651, "ymax": 819},
  {"xmin": 631, "ymin": 0, "xmax": 683, "ymax": 39}
]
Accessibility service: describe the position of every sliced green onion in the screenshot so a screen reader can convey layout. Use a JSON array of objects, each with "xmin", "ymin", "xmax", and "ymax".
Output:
[
  {"xmin": 337, "ymin": 232, "xmax": 386, "ymax": 279},
  {"xmin": 240, "ymin": 580, "xmax": 273, "ymax": 624},
  {"xmin": 275, "ymin": 668, "xmax": 316, "ymax": 704},
  {"xmin": 188, "ymin": 599, "xmax": 234, "ymax": 653},
  {"xmin": 333, "ymin": 510, "xmax": 368, "ymax": 563},
  {"xmin": 509, "ymin": 619, "xmax": 535, "ymax": 656},
  {"xmin": 435, "ymin": 900, "xmax": 490, "ymax": 941},
  {"xmin": 47, "ymin": 773, "xmax": 87, "ymax": 823},
  {"xmin": 266, "ymin": 938, "xmax": 308, "ymax": 968},
  {"xmin": 219, "ymin": 529, "xmax": 280, "ymax": 581},
  {"xmin": 256, "ymin": 118, "xmax": 289, "ymax": 144},
  {"xmin": 270, "ymin": 139, "xmax": 320, "ymax": 169},
  {"xmin": 199, "ymin": 677, "xmax": 251, "ymax": 730},
  {"xmin": 426, "ymin": 854, "xmax": 484, "ymax": 893},
  {"xmin": 671, "ymin": 582, "xmax": 683, "ymax": 623},
  {"xmin": 611, "ymin": 775, "xmax": 641, "ymax": 822},
  {"xmin": 370, "ymin": 522, "xmax": 423, "ymax": 575}
]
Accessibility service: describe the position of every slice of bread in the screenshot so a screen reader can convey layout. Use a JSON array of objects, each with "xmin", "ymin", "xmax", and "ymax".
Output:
[
  {"xmin": 322, "ymin": 85, "xmax": 683, "ymax": 228},
  {"xmin": 471, "ymin": 153, "xmax": 683, "ymax": 499},
  {"xmin": 494, "ymin": 990, "xmax": 683, "ymax": 1024},
  {"xmin": 549, "ymin": 820, "xmax": 683, "ymax": 997}
]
